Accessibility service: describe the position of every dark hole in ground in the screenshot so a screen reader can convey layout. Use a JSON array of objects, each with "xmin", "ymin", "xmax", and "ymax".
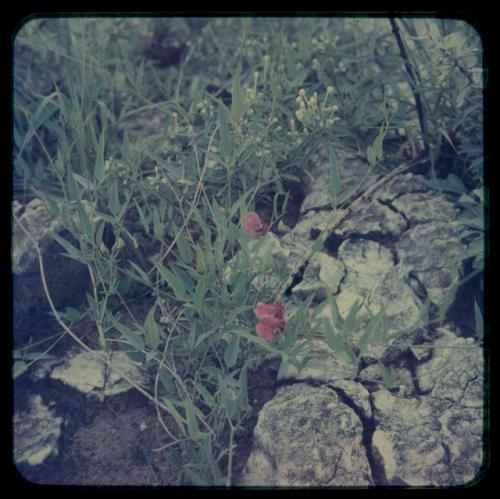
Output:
[
  {"xmin": 255, "ymin": 179, "xmax": 306, "ymax": 231},
  {"xmin": 446, "ymin": 258, "xmax": 484, "ymax": 338},
  {"xmin": 323, "ymin": 231, "xmax": 344, "ymax": 258}
]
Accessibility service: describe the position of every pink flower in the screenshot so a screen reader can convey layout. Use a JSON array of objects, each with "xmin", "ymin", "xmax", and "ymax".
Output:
[
  {"xmin": 242, "ymin": 212, "xmax": 270, "ymax": 237},
  {"xmin": 254, "ymin": 302, "xmax": 286, "ymax": 342},
  {"xmin": 255, "ymin": 302, "xmax": 285, "ymax": 320}
]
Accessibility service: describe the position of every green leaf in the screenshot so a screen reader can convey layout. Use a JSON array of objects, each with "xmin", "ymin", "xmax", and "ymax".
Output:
[
  {"xmin": 13, "ymin": 361, "xmax": 28, "ymax": 379},
  {"xmin": 223, "ymin": 334, "xmax": 240, "ymax": 368},
  {"xmin": 211, "ymin": 198, "xmax": 227, "ymax": 229},
  {"xmin": 326, "ymin": 293, "xmax": 343, "ymax": 330},
  {"xmin": 113, "ymin": 320, "xmax": 145, "ymax": 351},
  {"xmin": 135, "ymin": 202, "xmax": 150, "ymax": 234},
  {"xmin": 218, "ymin": 101, "xmax": 232, "ymax": 161},
  {"xmin": 217, "ymin": 374, "xmax": 238, "ymax": 421},
  {"xmin": 63, "ymin": 306, "xmax": 82, "ymax": 322},
  {"xmin": 358, "ymin": 306, "xmax": 385, "ymax": 356},
  {"xmin": 367, "ymin": 144, "xmax": 376, "ymax": 166},
  {"xmin": 152, "ymin": 207, "xmax": 165, "ymax": 240},
  {"xmin": 327, "ymin": 146, "xmax": 341, "ymax": 207},
  {"xmin": 50, "ymin": 231, "xmax": 85, "ymax": 263},
  {"xmin": 67, "ymin": 170, "xmax": 81, "ymax": 200},
  {"xmin": 158, "ymin": 368, "xmax": 176, "ymax": 396},
  {"xmin": 93, "ymin": 127, "xmax": 106, "ymax": 183},
  {"xmin": 298, "ymin": 32, "xmax": 312, "ymax": 61},
  {"xmin": 19, "ymin": 91, "xmax": 58, "ymax": 154},
  {"xmin": 193, "ymin": 274, "xmax": 208, "ymax": 311},
  {"xmin": 193, "ymin": 328, "xmax": 218, "ymax": 349},
  {"xmin": 230, "ymin": 67, "xmax": 245, "ymax": 121},
  {"xmin": 229, "ymin": 189, "xmax": 253, "ymax": 219},
  {"xmin": 144, "ymin": 304, "xmax": 160, "ymax": 350},
  {"xmin": 72, "ymin": 173, "xmax": 95, "ymax": 190},
  {"xmin": 380, "ymin": 363, "xmax": 398, "ymax": 389},
  {"xmin": 183, "ymin": 467, "xmax": 208, "ymax": 486},
  {"xmin": 156, "ymin": 262, "xmax": 188, "ymax": 301},
  {"xmin": 231, "ymin": 328, "xmax": 280, "ymax": 354},
  {"xmin": 343, "ymin": 299, "xmax": 362, "ymax": 336},
  {"xmin": 194, "ymin": 381, "xmax": 215, "ymax": 407},
  {"xmin": 323, "ymin": 317, "xmax": 344, "ymax": 352},
  {"xmin": 77, "ymin": 201, "xmax": 93, "ymax": 239},
  {"xmin": 176, "ymin": 234, "xmax": 194, "ymax": 265},
  {"xmin": 126, "ymin": 260, "xmax": 152, "ymax": 287},
  {"xmin": 108, "ymin": 179, "xmax": 121, "ymax": 217},
  {"xmin": 474, "ymin": 299, "xmax": 484, "ymax": 339},
  {"xmin": 311, "ymin": 235, "xmax": 325, "ymax": 253},
  {"xmin": 161, "ymin": 397, "xmax": 187, "ymax": 437},
  {"xmin": 237, "ymin": 364, "xmax": 250, "ymax": 411},
  {"xmin": 323, "ymin": 317, "xmax": 356, "ymax": 363},
  {"xmin": 184, "ymin": 399, "xmax": 202, "ymax": 440}
]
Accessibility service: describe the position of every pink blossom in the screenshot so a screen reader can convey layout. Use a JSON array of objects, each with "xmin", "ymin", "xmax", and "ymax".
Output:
[
  {"xmin": 241, "ymin": 212, "xmax": 270, "ymax": 237},
  {"xmin": 254, "ymin": 302, "xmax": 286, "ymax": 342},
  {"xmin": 255, "ymin": 302, "xmax": 285, "ymax": 320}
]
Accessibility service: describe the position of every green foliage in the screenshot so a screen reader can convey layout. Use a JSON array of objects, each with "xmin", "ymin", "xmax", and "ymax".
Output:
[{"xmin": 13, "ymin": 17, "xmax": 483, "ymax": 485}]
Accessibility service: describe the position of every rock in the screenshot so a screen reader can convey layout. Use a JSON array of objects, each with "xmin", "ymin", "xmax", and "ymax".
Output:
[
  {"xmin": 292, "ymin": 251, "xmax": 345, "ymax": 302},
  {"xmin": 13, "ymin": 199, "xmax": 90, "ymax": 345},
  {"xmin": 300, "ymin": 147, "xmax": 378, "ymax": 214},
  {"xmin": 331, "ymin": 239, "xmax": 421, "ymax": 339},
  {"xmin": 392, "ymin": 192, "xmax": 459, "ymax": 225},
  {"xmin": 335, "ymin": 200, "xmax": 407, "ymax": 239},
  {"xmin": 277, "ymin": 339, "xmax": 355, "ymax": 382},
  {"xmin": 239, "ymin": 383, "xmax": 373, "ymax": 486},
  {"xmin": 48, "ymin": 349, "xmax": 147, "ymax": 399},
  {"xmin": 377, "ymin": 172, "xmax": 429, "ymax": 202},
  {"xmin": 371, "ymin": 329, "xmax": 483, "ymax": 486},
  {"xmin": 416, "ymin": 327, "xmax": 482, "ymax": 397},
  {"xmin": 397, "ymin": 222, "xmax": 466, "ymax": 306},
  {"xmin": 14, "ymin": 394, "xmax": 63, "ymax": 466},
  {"xmin": 358, "ymin": 362, "xmax": 416, "ymax": 398},
  {"xmin": 282, "ymin": 210, "xmax": 333, "ymax": 246}
]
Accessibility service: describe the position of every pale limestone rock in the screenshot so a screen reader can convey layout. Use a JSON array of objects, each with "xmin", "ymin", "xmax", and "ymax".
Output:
[
  {"xmin": 239, "ymin": 384, "xmax": 373, "ymax": 486},
  {"xmin": 14, "ymin": 395, "xmax": 63, "ymax": 466},
  {"xmin": 50, "ymin": 350, "xmax": 147, "ymax": 398}
]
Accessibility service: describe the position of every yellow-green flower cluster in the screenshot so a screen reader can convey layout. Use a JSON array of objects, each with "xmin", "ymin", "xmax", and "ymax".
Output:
[
  {"xmin": 293, "ymin": 87, "xmax": 340, "ymax": 132},
  {"xmin": 104, "ymin": 156, "xmax": 133, "ymax": 186},
  {"xmin": 146, "ymin": 165, "xmax": 169, "ymax": 191}
]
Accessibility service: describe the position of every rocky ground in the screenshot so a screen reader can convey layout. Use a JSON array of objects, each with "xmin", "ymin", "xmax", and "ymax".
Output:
[{"xmin": 12, "ymin": 147, "xmax": 485, "ymax": 486}]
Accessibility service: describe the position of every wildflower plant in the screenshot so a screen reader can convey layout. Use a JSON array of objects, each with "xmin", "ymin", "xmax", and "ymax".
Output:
[{"xmin": 13, "ymin": 17, "xmax": 483, "ymax": 485}]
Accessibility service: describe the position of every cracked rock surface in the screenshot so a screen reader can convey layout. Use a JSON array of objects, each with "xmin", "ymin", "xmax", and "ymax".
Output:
[
  {"xmin": 239, "ymin": 383, "xmax": 373, "ymax": 486},
  {"xmin": 241, "ymin": 150, "xmax": 484, "ymax": 487}
]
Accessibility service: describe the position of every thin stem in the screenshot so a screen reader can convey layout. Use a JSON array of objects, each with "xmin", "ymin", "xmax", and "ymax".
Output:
[
  {"xmin": 225, "ymin": 422, "xmax": 235, "ymax": 487},
  {"xmin": 151, "ymin": 123, "xmax": 220, "ymax": 274},
  {"xmin": 389, "ymin": 18, "xmax": 429, "ymax": 156}
]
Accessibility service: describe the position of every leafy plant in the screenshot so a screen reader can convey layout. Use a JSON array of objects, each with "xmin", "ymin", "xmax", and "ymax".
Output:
[{"xmin": 13, "ymin": 17, "xmax": 484, "ymax": 485}]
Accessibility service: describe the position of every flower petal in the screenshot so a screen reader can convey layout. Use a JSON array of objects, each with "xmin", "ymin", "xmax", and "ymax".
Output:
[
  {"xmin": 256, "ymin": 320, "xmax": 277, "ymax": 341},
  {"xmin": 255, "ymin": 303, "xmax": 278, "ymax": 318},
  {"xmin": 254, "ymin": 302, "xmax": 285, "ymax": 319},
  {"xmin": 242, "ymin": 212, "xmax": 262, "ymax": 236},
  {"xmin": 259, "ymin": 314, "xmax": 286, "ymax": 331}
]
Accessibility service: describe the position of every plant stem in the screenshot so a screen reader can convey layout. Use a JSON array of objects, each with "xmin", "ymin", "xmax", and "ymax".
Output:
[
  {"xmin": 389, "ymin": 18, "xmax": 429, "ymax": 156},
  {"xmin": 226, "ymin": 423, "xmax": 235, "ymax": 487}
]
